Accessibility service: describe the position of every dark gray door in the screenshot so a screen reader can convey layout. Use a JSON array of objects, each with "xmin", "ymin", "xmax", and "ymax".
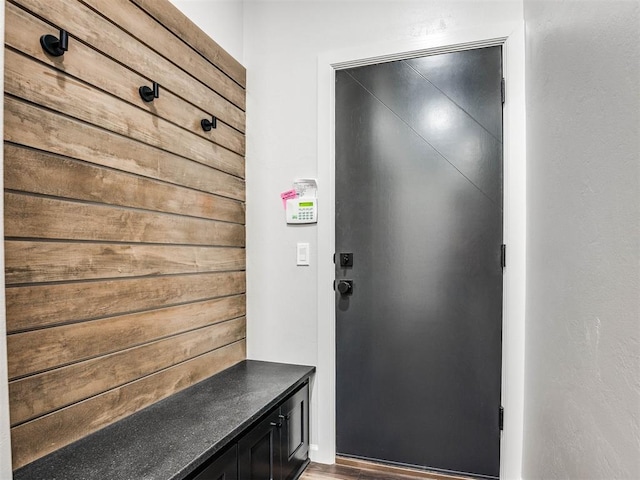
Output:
[{"xmin": 335, "ymin": 47, "xmax": 503, "ymax": 479}]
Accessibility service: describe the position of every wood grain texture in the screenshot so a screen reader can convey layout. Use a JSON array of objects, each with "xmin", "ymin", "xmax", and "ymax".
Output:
[
  {"xmin": 10, "ymin": 340, "xmax": 246, "ymax": 469},
  {"xmin": 80, "ymin": 0, "xmax": 245, "ymax": 110},
  {"xmin": 10, "ymin": 0, "xmax": 246, "ymax": 132},
  {"xmin": 4, "ymin": 2, "xmax": 245, "ymax": 155},
  {"xmin": 5, "ymin": 144, "xmax": 245, "ymax": 224},
  {"xmin": 5, "ymin": 98, "xmax": 246, "ymax": 201},
  {"xmin": 5, "ymin": 49, "xmax": 245, "ymax": 178},
  {"xmin": 130, "ymin": 0, "xmax": 246, "ymax": 87},
  {"xmin": 5, "ymin": 0, "xmax": 246, "ymax": 468},
  {"xmin": 9, "ymin": 317, "xmax": 246, "ymax": 425},
  {"xmin": 5, "ymin": 240, "xmax": 245, "ymax": 285},
  {"xmin": 334, "ymin": 458, "xmax": 472, "ymax": 480},
  {"xmin": 300, "ymin": 461, "xmax": 473, "ymax": 480},
  {"xmin": 6, "ymin": 271, "xmax": 246, "ymax": 332},
  {"xmin": 7, "ymin": 295, "xmax": 246, "ymax": 379},
  {"xmin": 5, "ymin": 193, "xmax": 245, "ymax": 246}
]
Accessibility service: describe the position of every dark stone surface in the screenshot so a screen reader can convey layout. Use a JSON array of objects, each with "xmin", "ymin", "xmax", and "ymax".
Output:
[{"xmin": 13, "ymin": 360, "xmax": 315, "ymax": 480}]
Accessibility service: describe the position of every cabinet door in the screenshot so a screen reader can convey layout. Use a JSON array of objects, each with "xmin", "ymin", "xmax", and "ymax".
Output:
[
  {"xmin": 238, "ymin": 409, "xmax": 282, "ymax": 480},
  {"xmin": 280, "ymin": 384, "xmax": 309, "ymax": 480},
  {"xmin": 191, "ymin": 444, "xmax": 238, "ymax": 480}
]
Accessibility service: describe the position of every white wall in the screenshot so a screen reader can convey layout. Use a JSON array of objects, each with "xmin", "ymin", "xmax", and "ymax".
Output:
[
  {"xmin": 169, "ymin": 0, "xmax": 244, "ymax": 64},
  {"xmin": 242, "ymin": 0, "xmax": 524, "ymax": 476},
  {"xmin": 522, "ymin": 1, "xmax": 640, "ymax": 479}
]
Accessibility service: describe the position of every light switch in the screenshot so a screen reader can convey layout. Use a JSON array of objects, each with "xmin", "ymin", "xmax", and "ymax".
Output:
[{"xmin": 297, "ymin": 243, "xmax": 310, "ymax": 266}]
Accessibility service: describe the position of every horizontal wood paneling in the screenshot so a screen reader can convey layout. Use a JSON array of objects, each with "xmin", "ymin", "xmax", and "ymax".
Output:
[
  {"xmin": 5, "ymin": 144, "xmax": 245, "ymax": 224},
  {"xmin": 80, "ymin": 0, "xmax": 245, "ymax": 110},
  {"xmin": 131, "ymin": 0, "xmax": 246, "ymax": 87},
  {"xmin": 5, "ymin": 98, "xmax": 246, "ymax": 201},
  {"xmin": 5, "ymin": 49, "xmax": 245, "ymax": 178},
  {"xmin": 5, "ymin": 193, "xmax": 245, "ymax": 246},
  {"xmin": 6, "ymin": 271, "xmax": 246, "ymax": 332},
  {"xmin": 5, "ymin": 0, "xmax": 247, "ymax": 469},
  {"xmin": 10, "ymin": 0, "xmax": 246, "ymax": 132},
  {"xmin": 10, "ymin": 317, "xmax": 246, "ymax": 425},
  {"xmin": 10, "ymin": 340, "xmax": 246, "ymax": 469},
  {"xmin": 5, "ymin": 241, "xmax": 245, "ymax": 285},
  {"xmin": 5, "ymin": 2, "xmax": 245, "ymax": 156},
  {"xmin": 8, "ymin": 295, "xmax": 246, "ymax": 379}
]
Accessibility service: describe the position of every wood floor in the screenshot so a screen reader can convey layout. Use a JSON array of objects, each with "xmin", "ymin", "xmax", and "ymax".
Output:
[
  {"xmin": 300, "ymin": 458, "xmax": 473, "ymax": 480},
  {"xmin": 300, "ymin": 463, "xmax": 431, "ymax": 480}
]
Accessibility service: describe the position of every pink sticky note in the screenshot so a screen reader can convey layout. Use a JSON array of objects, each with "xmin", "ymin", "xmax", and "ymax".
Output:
[{"xmin": 280, "ymin": 189, "xmax": 298, "ymax": 208}]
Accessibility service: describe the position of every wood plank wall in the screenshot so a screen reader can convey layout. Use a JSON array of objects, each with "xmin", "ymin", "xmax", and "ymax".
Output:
[{"xmin": 4, "ymin": 0, "xmax": 247, "ymax": 469}]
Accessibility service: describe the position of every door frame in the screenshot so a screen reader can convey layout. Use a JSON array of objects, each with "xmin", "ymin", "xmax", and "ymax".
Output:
[{"xmin": 315, "ymin": 22, "xmax": 526, "ymax": 479}]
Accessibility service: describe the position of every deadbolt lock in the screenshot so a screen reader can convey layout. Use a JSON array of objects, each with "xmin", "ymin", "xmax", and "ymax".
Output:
[{"xmin": 340, "ymin": 253, "xmax": 353, "ymax": 267}]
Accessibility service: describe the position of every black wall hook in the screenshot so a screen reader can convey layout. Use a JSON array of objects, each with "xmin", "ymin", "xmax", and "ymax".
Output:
[
  {"xmin": 139, "ymin": 81, "xmax": 159, "ymax": 102},
  {"xmin": 201, "ymin": 116, "xmax": 217, "ymax": 131},
  {"xmin": 40, "ymin": 29, "xmax": 69, "ymax": 57}
]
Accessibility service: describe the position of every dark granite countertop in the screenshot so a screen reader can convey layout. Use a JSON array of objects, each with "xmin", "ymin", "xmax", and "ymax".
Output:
[{"xmin": 13, "ymin": 360, "xmax": 315, "ymax": 480}]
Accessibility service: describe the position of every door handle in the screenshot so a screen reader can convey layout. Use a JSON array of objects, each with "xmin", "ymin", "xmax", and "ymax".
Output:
[{"xmin": 337, "ymin": 280, "xmax": 353, "ymax": 295}]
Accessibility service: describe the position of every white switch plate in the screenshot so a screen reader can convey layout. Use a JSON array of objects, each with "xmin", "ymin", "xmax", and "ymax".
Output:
[{"xmin": 297, "ymin": 243, "xmax": 310, "ymax": 266}]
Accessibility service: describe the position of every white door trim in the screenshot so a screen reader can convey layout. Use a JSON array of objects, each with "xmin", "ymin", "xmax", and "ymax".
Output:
[{"xmin": 315, "ymin": 22, "xmax": 526, "ymax": 480}]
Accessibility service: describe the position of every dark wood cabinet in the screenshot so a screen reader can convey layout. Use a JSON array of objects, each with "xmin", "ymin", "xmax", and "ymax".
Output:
[
  {"xmin": 192, "ymin": 445, "xmax": 238, "ymax": 480},
  {"xmin": 188, "ymin": 382, "xmax": 309, "ymax": 480},
  {"xmin": 237, "ymin": 409, "xmax": 282, "ymax": 479},
  {"xmin": 238, "ymin": 382, "xmax": 310, "ymax": 480},
  {"xmin": 13, "ymin": 362, "xmax": 315, "ymax": 480},
  {"xmin": 279, "ymin": 386, "xmax": 309, "ymax": 480}
]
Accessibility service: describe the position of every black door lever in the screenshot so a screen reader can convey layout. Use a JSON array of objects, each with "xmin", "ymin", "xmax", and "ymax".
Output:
[{"xmin": 337, "ymin": 280, "xmax": 353, "ymax": 295}]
